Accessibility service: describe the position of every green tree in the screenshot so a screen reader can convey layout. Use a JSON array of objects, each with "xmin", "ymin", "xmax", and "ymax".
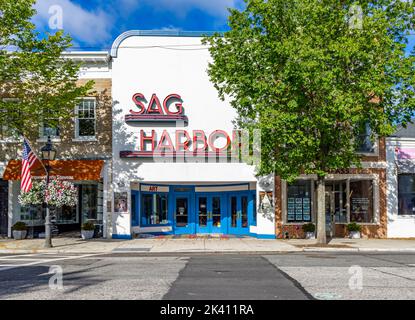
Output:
[
  {"xmin": 204, "ymin": 0, "xmax": 415, "ymax": 243},
  {"xmin": 0, "ymin": 0, "xmax": 93, "ymax": 139}
]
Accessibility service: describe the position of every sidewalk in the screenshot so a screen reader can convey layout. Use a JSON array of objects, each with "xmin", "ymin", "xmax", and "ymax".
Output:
[{"xmin": 1, "ymin": 236, "xmax": 415, "ymax": 254}]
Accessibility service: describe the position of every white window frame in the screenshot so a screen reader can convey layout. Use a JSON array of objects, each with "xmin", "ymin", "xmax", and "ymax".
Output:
[{"xmin": 74, "ymin": 98, "xmax": 97, "ymax": 141}]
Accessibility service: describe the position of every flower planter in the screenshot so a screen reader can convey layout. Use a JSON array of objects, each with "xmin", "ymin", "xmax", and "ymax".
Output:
[
  {"xmin": 349, "ymin": 231, "xmax": 361, "ymax": 239},
  {"xmin": 305, "ymin": 232, "xmax": 316, "ymax": 239},
  {"xmin": 13, "ymin": 230, "xmax": 27, "ymax": 240},
  {"xmin": 81, "ymin": 230, "xmax": 94, "ymax": 240}
]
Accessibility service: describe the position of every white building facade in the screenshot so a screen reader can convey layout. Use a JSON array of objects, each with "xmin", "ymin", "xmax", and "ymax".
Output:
[
  {"xmin": 109, "ymin": 31, "xmax": 275, "ymax": 239},
  {"xmin": 386, "ymin": 124, "xmax": 415, "ymax": 238}
]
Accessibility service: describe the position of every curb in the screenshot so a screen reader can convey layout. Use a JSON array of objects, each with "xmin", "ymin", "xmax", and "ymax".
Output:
[{"xmin": 1, "ymin": 248, "xmax": 415, "ymax": 254}]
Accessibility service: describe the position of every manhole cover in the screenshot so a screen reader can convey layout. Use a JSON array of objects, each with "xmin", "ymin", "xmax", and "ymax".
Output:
[{"xmin": 314, "ymin": 293, "xmax": 342, "ymax": 300}]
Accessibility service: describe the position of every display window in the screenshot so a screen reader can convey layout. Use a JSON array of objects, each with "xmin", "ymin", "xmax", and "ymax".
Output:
[{"xmin": 141, "ymin": 193, "xmax": 169, "ymax": 226}]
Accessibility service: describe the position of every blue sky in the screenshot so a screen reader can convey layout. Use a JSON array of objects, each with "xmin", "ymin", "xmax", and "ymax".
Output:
[
  {"xmin": 32, "ymin": 0, "xmax": 245, "ymax": 50},
  {"xmin": 31, "ymin": 0, "xmax": 414, "ymax": 53}
]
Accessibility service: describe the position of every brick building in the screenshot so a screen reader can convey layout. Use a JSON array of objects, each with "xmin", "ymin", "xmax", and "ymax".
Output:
[
  {"xmin": 0, "ymin": 52, "xmax": 112, "ymax": 238},
  {"xmin": 275, "ymin": 138, "xmax": 388, "ymax": 239}
]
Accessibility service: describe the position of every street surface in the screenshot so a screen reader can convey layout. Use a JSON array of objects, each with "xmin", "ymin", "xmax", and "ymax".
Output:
[{"xmin": 0, "ymin": 252, "xmax": 414, "ymax": 300}]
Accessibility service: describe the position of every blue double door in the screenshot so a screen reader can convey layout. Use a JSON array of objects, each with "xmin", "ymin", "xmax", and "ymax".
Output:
[
  {"xmin": 173, "ymin": 192, "xmax": 252, "ymax": 235},
  {"xmin": 195, "ymin": 194, "xmax": 224, "ymax": 234}
]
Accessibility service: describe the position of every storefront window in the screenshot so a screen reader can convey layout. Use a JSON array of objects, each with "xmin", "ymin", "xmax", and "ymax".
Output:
[
  {"xmin": 287, "ymin": 180, "xmax": 312, "ymax": 222},
  {"xmin": 142, "ymin": 193, "xmax": 169, "ymax": 225},
  {"xmin": 398, "ymin": 174, "xmax": 415, "ymax": 215},
  {"xmin": 350, "ymin": 180, "xmax": 374, "ymax": 223},
  {"xmin": 20, "ymin": 205, "xmax": 78, "ymax": 225}
]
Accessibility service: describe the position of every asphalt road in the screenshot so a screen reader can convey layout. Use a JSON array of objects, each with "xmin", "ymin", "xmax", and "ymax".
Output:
[{"xmin": 0, "ymin": 252, "xmax": 414, "ymax": 300}]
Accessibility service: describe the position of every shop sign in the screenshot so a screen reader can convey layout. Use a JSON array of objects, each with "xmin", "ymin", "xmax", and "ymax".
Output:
[
  {"xmin": 141, "ymin": 185, "xmax": 169, "ymax": 193},
  {"xmin": 33, "ymin": 175, "xmax": 74, "ymax": 181},
  {"xmin": 121, "ymin": 92, "xmax": 251, "ymax": 159},
  {"xmin": 125, "ymin": 93, "xmax": 188, "ymax": 124}
]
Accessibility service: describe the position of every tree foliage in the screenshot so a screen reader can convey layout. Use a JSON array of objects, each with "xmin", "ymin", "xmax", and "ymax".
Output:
[
  {"xmin": 0, "ymin": 0, "xmax": 93, "ymax": 138},
  {"xmin": 204, "ymin": 0, "xmax": 415, "ymax": 180}
]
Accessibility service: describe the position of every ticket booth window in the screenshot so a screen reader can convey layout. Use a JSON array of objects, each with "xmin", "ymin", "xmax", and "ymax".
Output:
[{"xmin": 142, "ymin": 194, "xmax": 169, "ymax": 226}]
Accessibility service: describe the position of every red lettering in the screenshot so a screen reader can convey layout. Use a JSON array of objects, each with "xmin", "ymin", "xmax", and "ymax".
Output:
[
  {"xmin": 176, "ymin": 130, "xmax": 191, "ymax": 152},
  {"xmin": 193, "ymin": 130, "xmax": 208, "ymax": 153},
  {"xmin": 209, "ymin": 130, "xmax": 231, "ymax": 152},
  {"xmin": 163, "ymin": 94, "xmax": 183, "ymax": 115},
  {"xmin": 157, "ymin": 130, "xmax": 175, "ymax": 152},
  {"xmin": 130, "ymin": 93, "xmax": 146, "ymax": 115},
  {"xmin": 149, "ymin": 186, "xmax": 158, "ymax": 192},
  {"xmin": 140, "ymin": 130, "xmax": 156, "ymax": 151},
  {"xmin": 146, "ymin": 94, "xmax": 164, "ymax": 114}
]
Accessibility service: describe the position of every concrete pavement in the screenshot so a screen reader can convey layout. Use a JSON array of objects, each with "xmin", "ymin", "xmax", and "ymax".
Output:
[
  {"xmin": 0, "ymin": 236, "xmax": 415, "ymax": 254},
  {"xmin": 0, "ymin": 252, "xmax": 414, "ymax": 300}
]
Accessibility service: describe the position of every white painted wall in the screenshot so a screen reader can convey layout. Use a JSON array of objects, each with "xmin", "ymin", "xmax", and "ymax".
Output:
[
  {"xmin": 386, "ymin": 138, "xmax": 415, "ymax": 238},
  {"xmin": 111, "ymin": 33, "xmax": 275, "ymax": 237}
]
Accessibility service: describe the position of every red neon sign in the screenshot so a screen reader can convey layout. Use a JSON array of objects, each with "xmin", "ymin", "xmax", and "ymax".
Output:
[{"xmin": 126, "ymin": 93, "xmax": 188, "ymax": 124}]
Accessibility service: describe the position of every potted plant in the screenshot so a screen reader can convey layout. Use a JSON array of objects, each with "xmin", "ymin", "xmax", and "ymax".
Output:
[
  {"xmin": 347, "ymin": 222, "xmax": 362, "ymax": 239},
  {"xmin": 12, "ymin": 221, "xmax": 28, "ymax": 240},
  {"xmin": 81, "ymin": 221, "xmax": 95, "ymax": 240},
  {"xmin": 302, "ymin": 223, "xmax": 316, "ymax": 239}
]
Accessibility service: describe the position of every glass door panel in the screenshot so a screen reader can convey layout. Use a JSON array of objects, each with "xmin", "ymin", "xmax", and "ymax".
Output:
[
  {"xmin": 231, "ymin": 196, "xmax": 238, "ymax": 228},
  {"xmin": 241, "ymin": 196, "xmax": 248, "ymax": 228},
  {"xmin": 198, "ymin": 196, "xmax": 208, "ymax": 231},
  {"xmin": 175, "ymin": 198, "xmax": 188, "ymax": 227},
  {"xmin": 212, "ymin": 196, "xmax": 222, "ymax": 229}
]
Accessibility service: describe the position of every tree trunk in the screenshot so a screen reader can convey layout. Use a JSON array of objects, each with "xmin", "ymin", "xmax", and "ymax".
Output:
[{"xmin": 316, "ymin": 176, "xmax": 326, "ymax": 244}]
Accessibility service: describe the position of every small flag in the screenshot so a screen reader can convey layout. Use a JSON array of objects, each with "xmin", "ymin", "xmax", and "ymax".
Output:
[{"xmin": 21, "ymin": 138, "xmax": 38, "ymax": 193}]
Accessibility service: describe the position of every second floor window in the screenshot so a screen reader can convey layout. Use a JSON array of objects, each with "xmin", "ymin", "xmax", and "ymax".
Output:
[
  {"xmin": 76, "ymin": 99, "xmax": 96, "ymax": 138},
  {"xmin": 41, "ymin": 120, "xmax": 60, "ymax": 138},
  {"xmin": 356, "ymin": 122, "xmax": 375, "ymax": 154}
]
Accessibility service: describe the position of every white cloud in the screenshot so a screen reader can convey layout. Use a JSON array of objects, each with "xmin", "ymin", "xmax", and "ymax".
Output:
[
  {"xmin": 141, "ymin": 0, "xmax": 240, "ymax": 18},
  {"xmin": 32, "ymin": 0, "xmax": 113, "ymax": 46}
]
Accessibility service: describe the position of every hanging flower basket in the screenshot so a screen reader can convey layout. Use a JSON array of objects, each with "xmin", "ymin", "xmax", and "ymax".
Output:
[{"xmin": 18, "ymin": 177, "xmax": 78, "ymax": 208}]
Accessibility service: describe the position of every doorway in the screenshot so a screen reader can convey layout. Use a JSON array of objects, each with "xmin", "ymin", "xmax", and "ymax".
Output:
[
  {"xmin": 325, "ymin": 181, "xmax": 347, "ymax": 238},
  {"xmin": 174, "ymin": 194, "xmax": 193, "ymax": 234},
  {"xmin": 196, "ymin": 194, "xmax": 224, "ymax": 234},
  {"xmin": 0, "ymin": 180, "xmax": 8, "ymax": 237},
  {"xmin": 228, "ymin": 193, "xmax": 250, "ymax": 235}
]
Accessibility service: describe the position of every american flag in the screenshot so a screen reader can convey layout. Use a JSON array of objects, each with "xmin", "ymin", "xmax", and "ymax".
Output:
[{"xmin": 21, "ymin": 139, "xmax": 38, "ymax": 193}]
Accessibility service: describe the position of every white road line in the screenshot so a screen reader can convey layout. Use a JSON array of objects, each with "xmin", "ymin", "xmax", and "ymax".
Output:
[
  {"xmin": 0, "ymin": 258, "xmax": 56, "ymax": 261},
  {"xmin": 0, "ymin": 254, "xmax": 102, "ymax": 272},
  {"xmin": 0, "ymin": 253, "xmax": 42, "ymax": 259}
]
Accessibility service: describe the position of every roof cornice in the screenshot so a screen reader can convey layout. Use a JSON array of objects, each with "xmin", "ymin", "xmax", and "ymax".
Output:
[{"xmin": 110, "ymin": 30, "xmax": 222, "ymax": 58}]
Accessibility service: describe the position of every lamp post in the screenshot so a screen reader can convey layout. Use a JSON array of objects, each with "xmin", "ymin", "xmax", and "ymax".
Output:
[{"xmin": 41, "ymin": 136, "xmax": 56, "ymax": 248}]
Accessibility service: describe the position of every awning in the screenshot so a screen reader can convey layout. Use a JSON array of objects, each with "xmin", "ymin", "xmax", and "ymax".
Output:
[{"xmin": 2, "ymin": 160, "xmax": 104, "ymax": 181}]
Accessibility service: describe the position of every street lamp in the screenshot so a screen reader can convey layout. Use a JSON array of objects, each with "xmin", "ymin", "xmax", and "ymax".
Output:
[{"xmin": 41, "ymin": 136, "xmax": 56, "ymax": 248}]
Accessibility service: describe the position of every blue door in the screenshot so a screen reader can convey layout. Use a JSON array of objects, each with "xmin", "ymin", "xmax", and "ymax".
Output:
[
  {"xmin": 228, "ymin": 193, "xmax": 251, "ymax": 235},
  {"xmin": 196, "ymin": 194, "xmax": 225, "ymax": 234},
  {"xmin": 173, "ymin": 194, "xmax": 193, "ymax": 234}
]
